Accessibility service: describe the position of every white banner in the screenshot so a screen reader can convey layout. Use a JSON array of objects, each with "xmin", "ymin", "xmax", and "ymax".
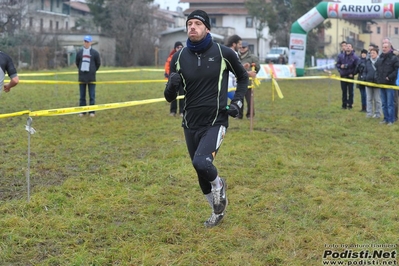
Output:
[
  {"xmin": 289, "ymin": 34, "xmax": 307, "ymax": 69},
  {"xmin": 297, "ymin": 7, "xmax": 326, "ymax": 32},
  {"xmin": 327, "ymin": 3, "xmax": 394, "ymax": 19},
  {"xmin": 316, "ymin": 59, "xmax": 336, "ymax": 70},
  {"xmin": 257, "ymin": 64, "xmax": 296, "ymax": 79}
]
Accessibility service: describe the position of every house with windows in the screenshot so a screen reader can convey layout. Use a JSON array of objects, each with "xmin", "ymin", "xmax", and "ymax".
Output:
[
  {"xmin": 323, "ymin": 0, "xmax": 398, "ymax": 53},
  {"xmin": 318, "ymin": 0, "xmax": 399, "ymax": 59},
  {"xmin": 24, "ymin": 0, "xmax": 92, "ymax": 33},
  {"xmin": 321, "ymin": 18, "xmax": 399, "ymax": 59},
  {"xmin": 0, "ymin": 0, "xmax": 115, "ymax": 67},
  {"xmin": 152, "ymin": 5, "xmax": 187, "ymax": 31},
  {"xmin": 368, "ymin": 20, "xmax": 399, "ymax": 49},
  {"xmin": 322, "ymin": 18, "xmax": 369, "ymax": 58},
  {"xmin": 166, "ymin": 0, "xmax": 271, "ymax": 61}
]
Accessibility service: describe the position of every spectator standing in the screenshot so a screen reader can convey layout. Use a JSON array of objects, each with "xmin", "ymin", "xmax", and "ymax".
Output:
[
  {"xmin": 278, "ymin": 54, "xmax": 287, "ymax": 64},
  {"xmin": 363, "ymin": 48, "xmax": 381, "ymax": 118},
  {"xmin": 164, "ymin": 10, "xmax": 248, "ymax": 228},
  {"xmin": 367, "ymin": 44, "xmax": 376, "ymax": 59},
  {"xmin": 336, "ymin": 43, "xmax": 359, "ymax": 109},
  {"xmin": 375, "ymin": 41, "xmax": 399, "ymax": 126},
  {"xmin": 239, "ymin": 41, "xmax": 260, "ymax": 119},
  {"xmin": 340, "ymin": 41, "xmax": 347, "ymax": 54},
  {"xmin": 0, "ymin": 51, "xmax": 19, "ymax": 93},
  {"xmin": 76, "ymin": 35, "xmax": 101, "ymax": 117},
  {"xmin": 354, "ymin": 49, "xmax": 368, "ymax": 112},
  {"xmin": 382, "ymin": 37, "xmax": 399, "ymax": 121},
  {"xmin": 226, "ymin": 34, "xmax": 242, "ymax": 56},
  {"xmin": 226, "ymin": 35, "xmax": 242, "ymax": 100},
  {"xmin": 165, "ymin": 41, "xmax": 184, "ymax": 117}
]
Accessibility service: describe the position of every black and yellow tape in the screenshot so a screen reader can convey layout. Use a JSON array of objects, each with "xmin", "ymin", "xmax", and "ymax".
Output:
[{"xmin": 2, "ymin": 70, "xmax": 398, "ymax": 119}]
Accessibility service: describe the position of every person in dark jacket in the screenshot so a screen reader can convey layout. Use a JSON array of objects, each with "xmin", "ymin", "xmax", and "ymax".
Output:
[
  {"xmin": 165, "ymin": 41, "xmax": 184, "ymax": 117},
  {"xmin": 363, "ymin": 48, "xmax": 381, "ymax": 118},
  {"xmin": 340, "ymin": 41, "xmax": 347, "ymax": 54},
  {"xmin": 336, "ymin": 43, "xmax": 359, "ymax": 109},
  {"xmin": 354, "ymin": 49, "xmax": 368, "ymax": 112},
  {"xmin": 375, "ymin": 41, "xmax": 399, "ymax": 125},
  {"xmin": 239, "ymin": 41, "xmax": 260, "ymax": 119},
  {"xmin": 164, "ymin": 10, "xmax": 248, "ymax": 228},
  {"xmin": 76, "ymin": 35, "xmax": 101, "ymax": 117},
  {"xmin": 0, "ymin": 51, "xmax": 19, "ymax": 93},
  {"xmin": 382, "ymin": 37, "xmax": 399, "ymax": 121}
]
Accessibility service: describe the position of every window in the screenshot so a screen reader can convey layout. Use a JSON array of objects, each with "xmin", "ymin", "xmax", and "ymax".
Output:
[
  {"xmin": 56, "ymin": 21, "xmax": 59, "ymax": 30},
  {"xmin": 246, "ymin": 17, "xmax": 253, "ymax": 28},
  {"xmin": 50, "ymin": 20, "xmax": 53, "ymax": 30},
  {"xmin": 377, "ymin": 26, "xmax": 381, "ymax": 34},
  {"xmin": 395, "ymin": 27, "xmax": 398, "ymax": 35},
  {"xmin": 40, "ymin": 18, "xmax": 43, "ymax": 32},
  {"xmin": 270, "ymin": 48, "xmax": 285, "ymax": 54},
  {"xmin": 210, "ymin": 18, "xmax": 216, "ymax": 27},
  {"xmin": 62, "ymin": 3, "xmax": 70, "ymax": 15},
  {"xmin": 29, "ymin": 17, "xmax": 33, "ymax": 28},
  {"xmin": 65, "ymin": 21, "xmax": 68, "ymax": 30}
]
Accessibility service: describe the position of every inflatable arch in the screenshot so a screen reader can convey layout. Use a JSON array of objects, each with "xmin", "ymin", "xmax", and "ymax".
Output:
[{"xmin": 289, "ymin": 1, "xmax": 399, "ymax": 76}]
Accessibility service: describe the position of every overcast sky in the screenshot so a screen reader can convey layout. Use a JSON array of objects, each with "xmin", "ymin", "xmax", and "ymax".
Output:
[{"xmin": 153, "ymin": 0, "xmax": 189, "ymax": 11}]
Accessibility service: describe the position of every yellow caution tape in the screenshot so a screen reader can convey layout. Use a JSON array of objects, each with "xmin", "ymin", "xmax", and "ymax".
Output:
[
  {"xmin": 272, "ymin": 78, "xmax": 284, "ymax": 99},
  {"xmin": 0, "ymin": 110, "xmax": 30, "ymax": 119},
  {"xmin": 94, "ymin": 80, "xmax": 166, "ymax": 84},
  {"xmin": 29, "ymin": 95, "xmax": 185, "ymax": 117},
  {"xmin": 17, "ymin": 72, "xmax": 76, "ymax": 77},
  {"xmin": 329, "ymin": 75, "xmax": 399, "ymax": 90},
  {"xmin": 30, "ymin": 98, "xmax": 167, "ymax": 116},
  {"xmin": 18, "ymin": 79, "xmax": 166, "ymax": 85},
  {"xmin": 19, "ymin": 80, "xmax": 80, "ymax": 84},
  {"xmin": 248, "ymin": 77, "xmax": 261, "ymax": 89},
  {"xmin": 248, "ymin": 65, "xmax": 261, "ymax": 89},
  {"xmin": 273, "ymin": 74, "xmax": 399, "ymax": 90},
  {"xmin": 17, "ymin": 68, "xmax": 164, "ymax": 77},
  {"xmin": 276, "ymin": 76, "xmax": 331, "ymax": 80},
  {"xmin": 5, "ymin": 74, "xmax": 399, "ymax": 119}
]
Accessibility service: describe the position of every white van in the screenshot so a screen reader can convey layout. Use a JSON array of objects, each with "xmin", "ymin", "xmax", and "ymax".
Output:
[{"xmin": 265, "ymin": 47, "xmax": 289, "ymax": 64}]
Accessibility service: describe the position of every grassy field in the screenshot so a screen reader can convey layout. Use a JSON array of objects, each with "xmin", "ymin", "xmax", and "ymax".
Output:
[{"xmin": 0, "ymin": 68, "xmax": 398, "ymax": 265}]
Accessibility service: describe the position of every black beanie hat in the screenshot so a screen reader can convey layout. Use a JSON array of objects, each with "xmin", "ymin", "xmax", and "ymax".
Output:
[
  {"xmin": 186, "ymin": 10, "xmax": 211, "ymax": 30},
  {"xmin": 174, "ymin": 41, "xmax": 183, "ymax": 49}
]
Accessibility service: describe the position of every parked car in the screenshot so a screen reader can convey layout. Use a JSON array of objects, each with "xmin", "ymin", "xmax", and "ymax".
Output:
[{"xmin": 265, "ymin": 47, "xmax": 289, "ymax": 64}]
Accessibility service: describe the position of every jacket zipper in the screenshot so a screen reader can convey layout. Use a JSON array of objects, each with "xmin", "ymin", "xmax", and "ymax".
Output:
[{"xmin": 196, "ymin": 53, "xmax": 201, "ymax": 66}]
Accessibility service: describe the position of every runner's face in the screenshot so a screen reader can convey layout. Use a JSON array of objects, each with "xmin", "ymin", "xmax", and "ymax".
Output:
[{"xmin": 187, "ymin": 19, "xmax": 209, "ymax": 42}]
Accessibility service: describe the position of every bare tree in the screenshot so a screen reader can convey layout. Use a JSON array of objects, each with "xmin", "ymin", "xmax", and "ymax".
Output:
[
  {"xmin": 112, "ymin": 0, "xmax": 153, "ymax": 66},
  {"xmin": 0, "ymin": 0, "xmax": 28, "ymax": 36},
  {"xmin": 88, "ymin": 0, "xmax": 155, "ymax": 66}
]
